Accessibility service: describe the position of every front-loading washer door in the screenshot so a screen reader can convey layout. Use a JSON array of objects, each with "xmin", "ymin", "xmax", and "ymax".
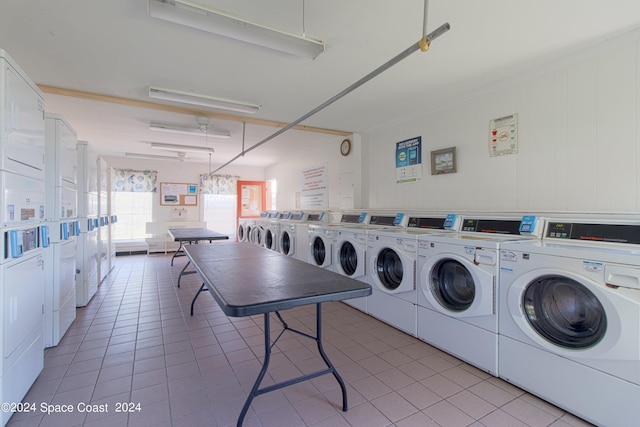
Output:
[
  {"xmin": 335, "ymin": 239, "xmax": 365, "ymax": 278},
  {"xmin": 265, "ymin": 228, "xmax": 276, "ymax": 250},
  {"xmin": 523, "ymin": 275, "xmax": 606, "ymax": 349},
  {"xmin": 506, "ymin": 267, "xmax": 640, "ymax": 362},
  {"xmin": 310, "ymin": 235, "xmax": 331, "ymax": 268},
  {"xmin": 420, "ymin": 253, "xmax": 494, "ymax": 318},
  {"xmin": 371, "ymin": 246, "xmax": 414, "ymax": 293},
  {"xmin": 280, "ymin": 230, "xmax": 294, "ymax": 256},
  {"xmin": 237, "ymin": 224, "xmax": 246, "ymax": 242}
]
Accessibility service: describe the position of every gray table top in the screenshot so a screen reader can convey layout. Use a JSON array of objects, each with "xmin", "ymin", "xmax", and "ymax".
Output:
[
  {"xmin": 184, "ymin": 243, "xmax": 372, "ymax": 317},
  {"xmin": 168, "ymin": 228, "xmax": 229, "ymax": 241}
]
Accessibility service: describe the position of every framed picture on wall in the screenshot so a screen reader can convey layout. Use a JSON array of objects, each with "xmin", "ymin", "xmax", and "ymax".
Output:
[{"xmin": 430, "ymin": 147, "xmax": 457, "ymax": 175}]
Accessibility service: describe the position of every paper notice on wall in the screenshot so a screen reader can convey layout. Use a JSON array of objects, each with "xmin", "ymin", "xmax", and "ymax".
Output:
[
  {"xmin": 396, "ymin": 136, "xmax": 422, "ymax": 183},
  {"xmin": 301, "ymin": 163, "xmax": 328, "ymax": 209},
  {"xmin": 489, "ymin": 114, "xmax": 518, "ymax": 156}
]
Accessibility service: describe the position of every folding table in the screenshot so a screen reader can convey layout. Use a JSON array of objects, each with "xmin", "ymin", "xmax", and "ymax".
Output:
[{"xmin": 183, "ymin": 243, "xmax": 372, "ymax": 426}]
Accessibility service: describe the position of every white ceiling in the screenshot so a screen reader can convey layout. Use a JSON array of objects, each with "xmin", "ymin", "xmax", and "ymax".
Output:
[{"xmin": 2, "ymin": 0, "xmax": 640, "ymax": 169}]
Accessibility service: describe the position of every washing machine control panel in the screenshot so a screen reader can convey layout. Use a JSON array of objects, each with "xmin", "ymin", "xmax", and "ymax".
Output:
[{"xmin": 545, "ymin": 221, "xmax": 640, "ymax": 244}]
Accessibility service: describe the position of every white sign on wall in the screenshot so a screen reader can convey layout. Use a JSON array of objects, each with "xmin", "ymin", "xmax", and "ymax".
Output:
[
  {"xmin": 489, "ymin": 114, "xmax": 518, "ymax": 156},
  {"xmin": 301, "ymin": 163, "xmax": 328, "ymax": 209}
]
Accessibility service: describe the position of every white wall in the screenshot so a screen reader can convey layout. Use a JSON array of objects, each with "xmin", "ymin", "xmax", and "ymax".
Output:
[
  {"xmin": 264, "ymin": 133, "xmax": 361, "ymax": 211},
  {"xmin": 363, "ymin": 29, "xmax": 640, "ymax": 215}
]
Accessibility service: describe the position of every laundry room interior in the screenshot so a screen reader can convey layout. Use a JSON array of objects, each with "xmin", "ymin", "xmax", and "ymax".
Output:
[{"xmin": 1, "ymin": 1, "xmax": 639, "ymax": 426}]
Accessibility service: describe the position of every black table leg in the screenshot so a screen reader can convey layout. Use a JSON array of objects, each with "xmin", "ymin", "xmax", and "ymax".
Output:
[
  {"xmin": 190, "ymin": 282, "xmax": 207, "ymax": 316},
  {"xmin": 170, "ymin": 241, "xmax": 184, "ymax": 266},
  {"xmin": 236, "ymin": 303, "xmax": 347, "ymax": 426},
  {"xmin": 177, "ymin": 260, "xmax": 190, "ymax": 287}
]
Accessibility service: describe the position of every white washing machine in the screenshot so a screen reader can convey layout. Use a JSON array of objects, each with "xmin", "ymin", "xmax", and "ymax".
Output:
[
  {"xmin": 308, "ymin": 212, "xmax": 341, "ymax": 269},
  {"xmin": 333, "ymin": 212, "xmax": 396, "ymax": 312},
  {"xmin": 300, "ymin": 211, "xmax": 327, "ymax": 264},
  {"xmin": 263, "ymin": 211, "xmax": 281, "ymax": 252},
  {"xmin": 250, "ymin": 211, "xmax": 270, "ymax": 246},
  {"xmin": 237, "ymin": 218, "xmax": 254, "ymax": 242},
  {"xmin": 278, "ymin": 212, "xmax": 308, "ymax": 257},
  {"xmin": 366, "ymin": 214, "xmax": 459, "ymax": 335},
  {"xmin": 498, "ymin": 220, "xmax": 640, "ymax": 427},
  {"xmin": 0, "ymin": 225, "xmax": 45, "ymax": 426},
  {"xmin": 417, "ymin": 216, "xmax": 542, "ymax": 376}
]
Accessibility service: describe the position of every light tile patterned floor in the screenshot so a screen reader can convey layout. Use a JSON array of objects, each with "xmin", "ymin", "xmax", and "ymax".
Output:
[{"xmin": 7, "ymin": 254, "xmax": 594, "ymax": 426}]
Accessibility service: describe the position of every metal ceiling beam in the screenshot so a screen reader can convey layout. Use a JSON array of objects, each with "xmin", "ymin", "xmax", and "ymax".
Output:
[{"xmin": 212, "ymin": 21, "xmax": 451, "ymax": 173}]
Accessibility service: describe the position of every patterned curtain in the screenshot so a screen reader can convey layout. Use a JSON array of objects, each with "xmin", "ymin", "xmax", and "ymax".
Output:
[
  {"xmin": 200, "ymin": 174, "xmax": 238, "ymax": 195},
  {"xmin": 112, "ymin": 169, "xmax": 158, "ymax": 192}
]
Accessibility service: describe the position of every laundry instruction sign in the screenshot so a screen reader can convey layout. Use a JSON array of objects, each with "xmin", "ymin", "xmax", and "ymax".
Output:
[
  {"xmin": 396, "ymin": 136, "xmax": 422, "ymax": 183},
  {"xmin": 301, "ymin": 163, "xmax": 328, "ymax": 209}
]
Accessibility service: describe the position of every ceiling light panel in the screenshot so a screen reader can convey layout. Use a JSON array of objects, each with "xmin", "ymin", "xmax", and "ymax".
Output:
[
  {"xmin": 150, "ymin": 142, "xmax": 214, "ymax": 153},
  {"xmin": 148, "ymin": 86, "xmax": 260, "ymax": 114},
  {"xmin": 125, "ymin": 152, "xmax": 185, "ymax": 161},
  {"xmin": 149, "ymin": 121, "xmax": 231, "ymax": 138},
  {"xmin": 148, "ymin": 0, "xmax": 325, "ymax": 59}
]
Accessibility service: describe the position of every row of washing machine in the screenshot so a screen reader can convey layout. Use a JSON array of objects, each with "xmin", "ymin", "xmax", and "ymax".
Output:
[{"xmin": 239, "ymin": 210, "xmax": 640, "ymax": 427}]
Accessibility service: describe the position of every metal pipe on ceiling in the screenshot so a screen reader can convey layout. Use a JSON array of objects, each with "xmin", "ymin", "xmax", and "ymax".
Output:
[{"xmin": 212, "ymin": 21, "xmax": 450, "ymax": 174}]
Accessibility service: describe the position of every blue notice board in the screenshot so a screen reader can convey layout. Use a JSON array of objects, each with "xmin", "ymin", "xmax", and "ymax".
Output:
[{"xmin": 396, "ymin": 136, "xmax": 422, "ymax": 183}]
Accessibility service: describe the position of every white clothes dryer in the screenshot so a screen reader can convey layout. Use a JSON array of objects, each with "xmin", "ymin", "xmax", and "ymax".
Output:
[
  {"xmin": 0, "ymin": 225, "xmax": 45, "ymax": 426},
  {"xmin": 366, "ymin": 214, "xmax": 457, "ymax": 335},
  {"xmin": 417, "ymin": 216, "xmax": 542, "ymax": 376},
  {"xmin": 498, "ymin": 220, "xmax": 640, "ymax": 427}
]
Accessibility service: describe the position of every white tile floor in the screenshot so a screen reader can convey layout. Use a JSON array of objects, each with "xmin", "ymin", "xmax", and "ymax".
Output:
[{"xmin": 7, "ymin": 254, "xmax": 594, "ymax": 427}]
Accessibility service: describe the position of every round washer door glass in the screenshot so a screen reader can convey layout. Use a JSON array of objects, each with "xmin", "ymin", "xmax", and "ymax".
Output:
[
  {"xmin": 523, "ymin": 275, "xmax": 607, "ymax": 349},
  {"xmin": 376, "ymin": 248, "xmax": 403, "ymax": 290},
  {"xmin": 312, "ymin": 236, "xmax": 325, "ymax": 266},
  {"xmin": 430, "ymin": 259, "xmax": 475, "ymax": 311},
  {"xmin": 265, "ymin": 229, "xmax": 274, "ymax": 249},
  {"xmin": 339, "ymin": 241, "xmax": 358, "ymax": 276},
  {"xmin": 281, "ymin": 232, "xmax": 291, "ymax": 255}
]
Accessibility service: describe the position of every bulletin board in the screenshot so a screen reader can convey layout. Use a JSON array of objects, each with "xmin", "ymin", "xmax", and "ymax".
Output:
[{"xmin": 160, "ymin": 182, "xmax": 198, "ymax": 206}]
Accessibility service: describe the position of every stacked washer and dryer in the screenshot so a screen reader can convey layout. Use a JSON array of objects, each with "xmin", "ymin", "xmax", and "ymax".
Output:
[
  {"xmin": 366, "ymin": 214, "xmax": 460, "ymax": 335},
  {"xmin": 416, "ymin": 215, "xmax": 543, "ymax": 376},
  {"xmin": 0, "ymin": 49, "xmax": 48, "ymax": 426},
  {"xmin": 44, "ymin": 113, "xmax": 78, "ymax": 348},
  {"xmin": 498, "ymin": 218, "xmax": 640, "ymax": 427},
  {"xmin": 76, "ymin": 141, "xmax": 100, "ymax": 307}
]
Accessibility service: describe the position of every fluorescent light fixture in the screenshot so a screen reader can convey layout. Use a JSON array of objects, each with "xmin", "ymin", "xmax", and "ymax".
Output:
[
  {"xmin": 125, "ymin": 152, "xmax": 185, "ymax": 161},
  {"xmin": 148, "ymin": 0, "xmax": 325, "ymax": 59},
  {"xmin": 149, "ymin": 86, "xmax": 260, "ymax": 114},
  {"xmin": 149, "ymin": 121, "xmax": 231, "ymax": 138},
  {"xmin": 151, "ymin": 142, "xmax": 214, "ymax": 153}
]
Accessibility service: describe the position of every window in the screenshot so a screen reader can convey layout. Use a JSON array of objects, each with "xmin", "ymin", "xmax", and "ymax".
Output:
[
  {"xmin": 111, "ymin": 168, "xmax": 157, "ymax": 242},
  {"xmin": 200, "ymin": 174, "xmax": 239, "ymax": 239},
  {"xmin": 203, "ymin": 194, "xmax": 237, "ymax": 239},
  {"xmin": 113, "ymin": 192, "xmax": 153, "ymax": 241},
  {"xmin": 267, "ymin": 179, "xmax": 277, "ymax": 210}
]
